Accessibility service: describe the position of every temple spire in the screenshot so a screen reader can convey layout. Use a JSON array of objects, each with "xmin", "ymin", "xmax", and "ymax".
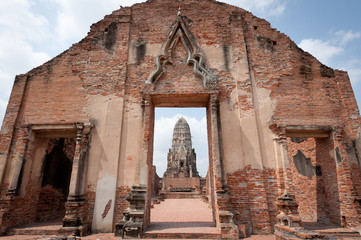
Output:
[{"xmin": 164, "ymin": 117, "xmax": 199, "ymax": 178}]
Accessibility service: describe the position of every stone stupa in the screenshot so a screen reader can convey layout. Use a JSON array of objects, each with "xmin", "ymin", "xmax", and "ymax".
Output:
[{"xmin": 164, "ymin": 117, "xmax": 200, "ymax": 178}]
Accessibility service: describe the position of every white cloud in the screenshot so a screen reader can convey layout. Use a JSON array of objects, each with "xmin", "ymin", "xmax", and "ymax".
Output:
[
  {"xmin": 298, "ymin": 29, "xmax": 361, "ymax": 83},
  {"xmin": 223, "ymin": 0, "xmax": 286, "ymax": 17},
  {"xmin": 349, "ymin": 68, "xmax": 361, "ymax": 85},
  {"xmin": 51, "ymin": 0, "xmax": 145, "ymax": 47},
  {"xmin": 0, "ymin": 99, "xmax": 7, "ymax": 128},
  {"xmin": 339, "ymin": 58, "xmax": 361, "ymax": 85},
  {"xmin": 334, "ymin": 30, "xmax": 361, "ymax": 46},
  {"xmin": 0, "ymin": 0, "xmax": 50, "ymax": 43},
  {"xmin": 154, "ymin": 114, "xmax": 208, "ymax": 177},
  {"xmin": 298, "ymin": 39, "xmax": 343, "ymax": 65},
  {"xmin": 0, "ymin": 0, "xmax": 51, "ymax": 128}
]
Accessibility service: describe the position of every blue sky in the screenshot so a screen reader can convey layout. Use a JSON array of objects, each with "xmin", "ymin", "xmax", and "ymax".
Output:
[{"xmin": 0, "ymin": 1, "xmax": 360, "ymax": 176}]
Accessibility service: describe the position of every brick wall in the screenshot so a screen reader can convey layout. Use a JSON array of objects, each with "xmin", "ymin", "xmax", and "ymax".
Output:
[
  {"xmin": 227, "ymin": 166, "xmax": 277, "ymax": 235},
  {"xmin": 36, "ymin": 185, "xmax": 66, "ymax": 222},
  {"xmin": 113, "ymin": 186, "xmax": 130, "ymax": 229},
  {"xmin": 163, "ymin": 177, "xmax": 201, "ymax": 190}
]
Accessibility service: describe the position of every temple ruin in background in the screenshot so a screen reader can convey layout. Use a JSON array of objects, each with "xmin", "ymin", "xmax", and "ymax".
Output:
[{"xmin": 160, "ymin": 117, "xmax": 206, "ymax": 198}]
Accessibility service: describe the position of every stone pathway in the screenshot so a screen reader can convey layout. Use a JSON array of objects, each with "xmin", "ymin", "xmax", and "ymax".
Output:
[{"xmin": 146, "ymin": 198, "xmax": 218, "ymax": 234}]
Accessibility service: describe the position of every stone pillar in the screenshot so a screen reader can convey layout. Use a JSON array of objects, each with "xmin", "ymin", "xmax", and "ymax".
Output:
[
  {"xmin": 62, "ymin": 123, "xmax": 92, "ymax": 235},
  {"xmin": 274, "ymin": 127, "xmax": 301, "ymax": 227},
  {"xmin": 273, "ymin": 135, "xmax": 285, "ymax": 196},
  {"xmin": 278, "ymin": 128, "xmax": 292, "ymax": 194}
]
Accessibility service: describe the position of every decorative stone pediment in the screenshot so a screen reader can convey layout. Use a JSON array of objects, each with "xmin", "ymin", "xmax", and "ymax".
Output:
[{"xmin": 146, "ymin": 10, "xmax": 218, "ymax": 90}]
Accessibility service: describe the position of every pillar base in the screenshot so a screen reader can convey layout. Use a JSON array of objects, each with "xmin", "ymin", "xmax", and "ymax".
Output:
[
  {"xmin": 63, "ymin": 195, "xmax": 87, "ymax": 229},
  {"xmin": 114, "ymin": 185, "xmax": 146, "ymax": 239},
  {"xmin": 219, "ymin": 210, "xmax": 240, "ymax": 239},
  {"xmin": 276, "ymin": 191, "xmax": 301, "ymax": 227}
]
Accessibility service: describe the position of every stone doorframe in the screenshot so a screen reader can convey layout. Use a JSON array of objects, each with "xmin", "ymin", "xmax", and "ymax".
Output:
[
  {"xmin": 140, "ymin": 92, "xmax": 232, "ymax": 233},
  {"xmin": 28, "ymin": 123, "xmax": 93, "ymax": 234},
  {"xmin": 271, "ymin": 124, "xmax": 333, "ymax": 228},
  {"xmin": 0, "ymin": 122, "xmax": 93, "ymax": 235},
  {"xmin": 271, "ymin": 124, "xmax": 361, "ymax": 229}
]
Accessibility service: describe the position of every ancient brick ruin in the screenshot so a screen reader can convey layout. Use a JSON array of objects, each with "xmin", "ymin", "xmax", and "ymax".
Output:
[
  {"xmin": 164, "ymin": 117, "xmax": 199, "ymax": 179},
  {"xmin": 161, "ymin": 117, "xmax": 205, "ymax": 198},
  {"xmin": 0, "ymin": 0, "xmax": 361, "ymax": 239}
]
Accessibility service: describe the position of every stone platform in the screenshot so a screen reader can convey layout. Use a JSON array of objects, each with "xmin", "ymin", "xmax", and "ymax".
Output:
[
  {"xmin": 275, "ymin": 221, "xmax": 361, "ymax": 240},
  {"xmin": 302, "ymin": 222, "xmax": 361, "ymax": 238},
  {"xmin": 160, "ymin": 191, "xmax": 205, "ymax": 199}
]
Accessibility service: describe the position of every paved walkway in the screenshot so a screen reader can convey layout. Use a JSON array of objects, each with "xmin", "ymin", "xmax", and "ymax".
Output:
[
  {"xmin": 3, "ymin": 198, "xmax": 276, "ymax": 239},
  {"xmin": 146, "ymin": 198, "xmax": 218, "ymax": 234}
]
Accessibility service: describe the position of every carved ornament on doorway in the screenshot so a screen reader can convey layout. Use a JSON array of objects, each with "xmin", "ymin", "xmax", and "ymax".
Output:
[{"xmin": 146, "ymin": 11, "xmax": 218, "ymax": 90}]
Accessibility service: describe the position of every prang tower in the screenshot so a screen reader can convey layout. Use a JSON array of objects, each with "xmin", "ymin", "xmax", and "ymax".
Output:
[{"xmin": 163, "ymin": 117, "xmax": 200, "ymax": 178}]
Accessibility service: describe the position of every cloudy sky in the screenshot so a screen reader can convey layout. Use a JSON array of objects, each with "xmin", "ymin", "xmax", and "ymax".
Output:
[{"xmin": 1, "ymin": 0, "xmax": 361, "ymax": 176}]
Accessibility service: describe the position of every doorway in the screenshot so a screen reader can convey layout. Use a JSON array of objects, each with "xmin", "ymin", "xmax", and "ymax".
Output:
[
  {"xmin": 143, "ymin": 93, "xmax": 221, "ymax": 234},
  {"xmin": 147, "ymin": 107, "xmax": 215, "ymax": 234},
  {"xmin": 36, "ymin": 138, "xmax": 75, "ymax": 222},
  {"xmin": 287, "ymin": 136, "xmax": 341, "ymax": 226}
]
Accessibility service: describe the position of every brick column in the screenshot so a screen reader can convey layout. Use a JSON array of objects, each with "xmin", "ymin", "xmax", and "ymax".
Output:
[
  {"xmin": 274, "ymin": 127, "xmax": 301, "ymax": 227},
  {"xmin": 209, "ymin": 94, "xmax": 227, "ymax": 193},
  {"xmin": 62, "ymin": 123, "xmax": 92, "ymax": 235},
  {"xmin": 142, "ymin": 95, "xmax": 153, "ymax": 229},
  {"xmin": 6, "ymin": 126, "xmax": 30, "ymax": 196},
  {"xmin": 115, "ymin": 96, "xmax": 151, "ymax": 238},
  {"xmin": 332, "ymin": 126, "xmax": 360, "ymax": 227},
  {"xmin": 209, "ymin": 94, "xmax": 239, "ymax": 239}
]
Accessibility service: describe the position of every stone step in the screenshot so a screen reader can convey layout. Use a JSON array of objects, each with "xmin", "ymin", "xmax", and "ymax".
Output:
[
  {"xmin": 275, "ymin": 224, "xmax": 361, "ymax": 240},
  {"xmin": 142, "ymin": 232, "xmax": 222, "ymax": 239},
  {"xmin": 322, "ymin": 231, "xmax": 361, "ymax": 238},
  {"xmin": 5, "ymin": 219, "xmax": 76, "ymax": 237},
  {"xmin": 161, "ymin": 192, "xmax": 204, "ymax": 199},
  {"xmin": 6, "ymin": 227, "xmax": 75, "ymax": 236}
]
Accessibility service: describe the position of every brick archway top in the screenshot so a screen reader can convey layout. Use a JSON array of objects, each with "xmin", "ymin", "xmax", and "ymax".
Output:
[{"xmin": 146, "ymin": 10, "xmax": 218, "ymax": 90}]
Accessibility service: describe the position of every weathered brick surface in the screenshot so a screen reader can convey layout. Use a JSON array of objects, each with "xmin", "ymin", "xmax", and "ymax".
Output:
[
  {"xmin": 0, "ymin": 0, "xmax": 360, "ymax": 237},
  {"xmin": 113, "ymin": 186, "xmax": 130, "ymax": 229},
  {"xmin": 36, "ymin": 185, "xmax": 66, "ymax": 222},
  {"xmin": 287, "ymin": 137, "xmax": 341, "ymax": 225},
  {"xmin": 227, "ymin": 167, "xmax": 277, "ymax": 235}
]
